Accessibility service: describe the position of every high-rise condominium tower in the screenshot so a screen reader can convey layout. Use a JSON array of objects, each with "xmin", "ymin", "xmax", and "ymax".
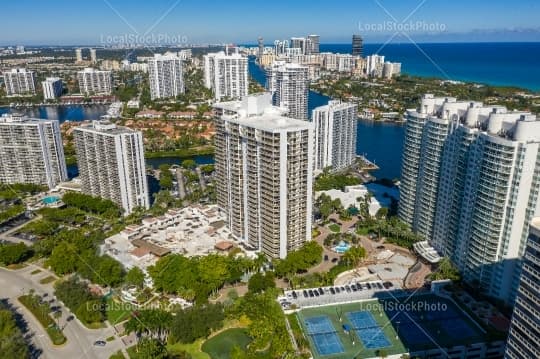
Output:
[
  {"xmin": 148, "ymin": 53, "xmax": 185, "ymax": 100},
  {"xmin": 313, "ymin": 100, "xmax": 358, "ymax": 172},
  {"xmin": 267, "ymin": 61, "xmax": 309, "ymax": 120},
  {"xmin": 74, "ymin": 121, "xmax": 149, "ymax": 214},
  {"xmin": 77, "ymin": 68, "xmax": 112, "ymax": 95},
  {"xmin": 90, "ymin": 48, "xmax": 97, "ymax": 64},
  {"xmin": 204, "ymin": 51, "xmax": 248, "ymax": 101},
  {"xmin": 0, "ymin": 114, "xmax": 67, "ymax": 189},
  {"xmin": 3, "ymin": 68, "xmax": 36, "ymax": 96},
  {"xmin": 257, "ymin": 37, "xmax": 264, "ymax": 60},
  {"xmin": 42, "ymin": 77, "xmax": 63, "ymax": 100},
  {"xmin": 290, "ymin": 37, "xmax": 307, "ymax": 54},
  {"xmin": 214, "ymin": 93, "xmax": 313, "ymax": 259},
  {"xmin": 504, "ymin": 217, "xmax": 540, "ymax": 359},
  {"xmin": 399, "ymin": 94, "xmax": 540, "ymax": 304},
  {"xmin": 307, "ymin": 34, "xmax": 320, "ymax": 54},
  {"xmin": 75, "ymin": 48, "xmax": 83, "ymax": 62},
  {"xmin": 352, "ymin": 34, "xmax": 363, "ymax": 57}
]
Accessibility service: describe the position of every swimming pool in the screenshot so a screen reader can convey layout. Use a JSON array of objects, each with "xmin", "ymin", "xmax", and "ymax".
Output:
[
  {"xmin": 333, "ymin": 241, "xmax": 351, "ymax": 254},
  {"xmin": 42, "ymin": 196, "xmax": 60, "ymax": 205}
]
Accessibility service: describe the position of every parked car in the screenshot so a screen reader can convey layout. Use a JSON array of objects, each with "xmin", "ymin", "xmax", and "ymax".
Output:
[{"xmin": 93, "ymin": 340, "xmax": 106, "ymax": 347}]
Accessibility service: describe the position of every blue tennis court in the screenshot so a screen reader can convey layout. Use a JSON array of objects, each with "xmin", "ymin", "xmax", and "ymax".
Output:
[
  {"xmin": 311, "ymin": 332, "xmax": 345, "ymax": 355},
  {"xmin": 347, "ymin": 311, "xmax": 391, "ymax": 349},
  {"xmin": 347, "ymin": 311, "xmax": 378, "ymax": 329},
  {"xmin": 304, "ymin": 316, "xmax": 344, "ymax": 356}
]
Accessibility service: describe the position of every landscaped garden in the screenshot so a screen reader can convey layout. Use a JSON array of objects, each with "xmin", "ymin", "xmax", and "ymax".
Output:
[{"xmin": 328, "ymin": 223, "xmax": 341, "ymax": 233}]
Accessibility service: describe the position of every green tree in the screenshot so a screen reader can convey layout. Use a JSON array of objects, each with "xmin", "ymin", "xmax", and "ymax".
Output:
[
  {"xmin": 0, "ymin": 308, "xmax": 30, "ymax": 359},
  {"xmin": 158, "ymin": 164, "xmax": 174, "ymax": 190},
  {"xmin": 248, "ymin": 272, "xmax": 276, "ymax": 293},
  {"xmin": 76, "ymin": 299, "xmax": 105, "ymax": 325},
  {"xmin": 169, "ymin": 304, "xmax": 224, "ymax": 344},
  {"xmin": 46, "ymin": 242, "xmax": 78, "ymax": 275},
  {"xmin": 0, "ymin": 243, "xmax": 32, "ymax": 265},
  {"xmin": 126, "ymin": 267, "xmax": 145, "ymax": 288},
  {"xmin": 430, "ymin": 257, "xmax": 461, "ymax": 282},
  {"xmin": 125, "ymin": 309, "xmax": 173, "ymax": 343},
  {"xmin": 181, "ymin": 159, "xmax": 197, "ymax": 170},
  {"xmin": 135, "ymin": 338, "xmax": 169, "ymax": 359}
]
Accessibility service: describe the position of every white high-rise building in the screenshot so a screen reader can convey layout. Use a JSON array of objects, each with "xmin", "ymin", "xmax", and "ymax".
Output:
[
  {"xmin": 399, "ymin": 94, "xmax": 540, "ymax": 304},
  {"xmin": 505, "ymin": 217, "xmax": 540, "ymax": 359},
  {"xmin": 75, "ymin": 48, "xmax": 83, "ymax": 62},
  {"xmin": 267, "ymin": 61, "xmax": 309, "ymax": 120},
  {"xmin": 203, "ymin": 51, "xmax": 248, "ymax": 101},
  {"xmin": 0, "ymin": 114, "xmax": 67, "ymax": 189},
  {"xmin": 307, "ymin": 35, "xmax": 320, "ymax": 55},
  {"xmin": 337, "ymin": 54, "xmax": 356, "ymax": 73},
  {"xmin": 313, "ymin": 100, "xmax": 358, "ymax": 172},
  {"xmin": 148, "ymin": 53, "xmax": 185, "ymax": 100},
  {"xmin": 74, "ymin": 121, "xmax": 149, "ymax": 214},
  {"xmin": 3, "ymin": 68, "xmax": 36, "ymax": 96},
  {"xmin": 90, "ymin": 48, "xmax": 97, "ymax": 64},
  {"xmin": 214, "ymin": 93, "xmax": 313, "ymax": 259},
  {"xmin": 274, "ymin": 40, "xmax": 289, "ymax": 56},
  {"xmin": 42, "ymin": 77, "xmax": 63, "ymax": 100},
  {"xmin": 77, "ymin": 68, "xmax": 112, "ymax": 95},
  {"xmin": 365, "ymin": 54, "xmax": 385, "ymax": 77}
]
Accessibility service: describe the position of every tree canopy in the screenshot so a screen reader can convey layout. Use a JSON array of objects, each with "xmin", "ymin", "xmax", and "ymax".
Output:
[
  {"xmin": 0, "ymin": 243, "xmax": 32, "ymax": 266},
  {"xmin": 62, "ymin": 192, "xmax": 121, "ymax": 218},
  {"xmin": 273, "ymin": 241, "xmax": 323, "ymax": 278},
  {"xmin": 0, "ymin": 306, "xmax": 30, "ymax": 359},
  {"xmin": 148, "ymin": 254, "xmax": 253, "ymax": 303}
]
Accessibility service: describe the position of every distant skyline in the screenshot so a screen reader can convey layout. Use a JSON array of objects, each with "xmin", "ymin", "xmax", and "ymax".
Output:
[{"xmin": 1, "ymin": 0, "xmax": 540, "ymax": 45}]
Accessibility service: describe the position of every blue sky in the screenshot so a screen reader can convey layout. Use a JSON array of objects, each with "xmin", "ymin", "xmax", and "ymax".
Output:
[{"xmin": 2, "ymin": 0, "xmax": 540, "ymax": 45}]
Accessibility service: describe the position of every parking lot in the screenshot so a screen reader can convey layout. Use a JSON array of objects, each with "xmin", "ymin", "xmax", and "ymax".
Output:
[{"xmin": 280, "ymin": 281, "xmax": 394, "ymax": 309}]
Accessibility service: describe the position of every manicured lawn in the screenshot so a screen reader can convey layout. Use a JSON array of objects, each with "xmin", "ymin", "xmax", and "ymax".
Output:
[
  {"xmin": 30, "ymin": 269, "xmax": 42, "ymax": 275},
  {"xmin": 106, "ymin": 297, "xmax": 133, "ymax": 325},
  {"xmin": 109, "ymin": 351, "xmax": 124, "ymax": 359},
  {"xmin": 168, "ymin": 339, "xmax": 211, "ymax": 359},
  {"xmin": 328, "ymin": 223, "xmax": 341, "ymax": 233},
  {"xmin": 201, "ymin": 328, "xmax": 251, "ymax": 359},
  {"xmin": 39, "ymin": 275, "xmax": 56, "ymax": 284}
]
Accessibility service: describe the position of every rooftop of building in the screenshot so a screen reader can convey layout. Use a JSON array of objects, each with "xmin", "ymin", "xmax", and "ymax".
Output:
[
  {"xmin": 530, "ymin": 217, "xmax": 540, "ymax": 235},
  {"xmin": 205, "ymin": 50, "xmax": 246, "ymax": 59},
  {"xmin": 408, "ymin": 94, "xmax": 540, "ymax": 142},
  {"xmin": 0, "ymin": 114, "xmax": 57, "ymax": 125},
  {"xmin": 270, "ymin": 60, "xmax": 308, "ymax": 70},
  {"xmin": 3, "ymin": 68, "xmax": 33, "ymax": 73},
  {"xmin": 74, "ymin": 120, "xmax": 140, "ymax": 135},
  {"xmin": 313, "ymin": 99, "xmax": 356, "ymax": 112},
  {"xmin": 150, "ymin": 53, "xmax": 183, "ymax": 60},
  {"xmin": 225, "ymin": 111, "xmax": 312, "ymax": 132},
  {"xmin": 214, "ymin": 93, "xmax": 286, "ymax": 116},
  {"xmin": 215, "ymin": 94, "xmax": 311, "ymax": 132},
  {"xmin": 78, "ymin": 68, "xmax": 110, "ymax": 73}
]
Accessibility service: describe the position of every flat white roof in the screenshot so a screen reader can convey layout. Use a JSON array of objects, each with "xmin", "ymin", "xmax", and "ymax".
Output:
[{"xmin": 224, "ymin": 113, "xmax": 312, "ymax": 132}]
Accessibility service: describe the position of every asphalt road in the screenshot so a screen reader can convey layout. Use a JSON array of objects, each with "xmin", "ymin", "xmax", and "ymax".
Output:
[{"xmin": 0, "ymin": 264, "xmax": 126, "ymax": 359}]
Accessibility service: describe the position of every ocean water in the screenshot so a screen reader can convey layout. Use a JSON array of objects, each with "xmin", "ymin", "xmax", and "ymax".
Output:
[{"xmin": 321, "ymin": 42, "xmax": 540, "ymax": 91}]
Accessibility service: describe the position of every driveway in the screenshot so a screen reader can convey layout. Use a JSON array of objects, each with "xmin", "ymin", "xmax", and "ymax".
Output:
[{"xmin": 0, "ymin": 264, "xmax": 127, "ymax": 359}]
